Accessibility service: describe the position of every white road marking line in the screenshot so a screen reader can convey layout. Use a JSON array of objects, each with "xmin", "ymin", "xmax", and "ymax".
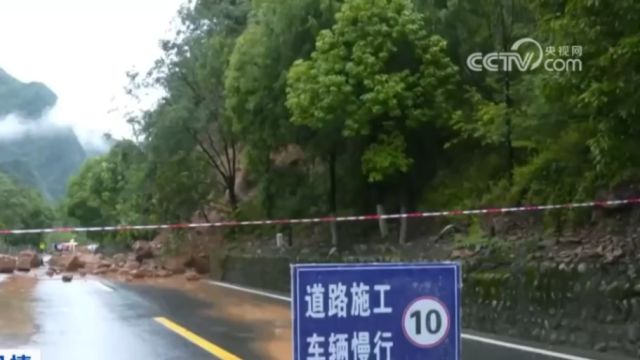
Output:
[
  {"xmin": 208, "ymin": 280, "xmax": 290, "ymax": 302},
  {"xmin": 94, "ymin": 280, "xmax": 114, "ymax": 292},
  {"xmin": 460, "ymin": 334, "xmax": 594, "ymax": 360},
  {"xmin": 207, "ymin": 280, "xmax": 596, "ymax": 360}
]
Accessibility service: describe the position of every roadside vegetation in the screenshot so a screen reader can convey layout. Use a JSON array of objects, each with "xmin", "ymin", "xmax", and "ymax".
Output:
[
  {"xmin": 46, "ymin": 0, "xmax": 640, "ymax": 249},
  {"xmin": 0, "ymin": 172, "xmax": 52, "ymax": 249}
]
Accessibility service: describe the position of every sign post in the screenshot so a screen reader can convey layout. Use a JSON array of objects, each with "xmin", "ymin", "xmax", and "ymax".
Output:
[{"xmin": 291, "ymin": 262, "xmax": 461, "ymax": 360}]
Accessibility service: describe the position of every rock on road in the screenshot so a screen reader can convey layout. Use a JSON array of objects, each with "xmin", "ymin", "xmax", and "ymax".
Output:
[{"xmin": 0, "ymin": 274, "xmax": 632, "ymax": 360}]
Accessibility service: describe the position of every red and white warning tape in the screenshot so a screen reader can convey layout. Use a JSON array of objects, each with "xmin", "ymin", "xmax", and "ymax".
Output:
[{"xmin": 1, "ymin": 198, "xmax": 639, "ymax": 235}]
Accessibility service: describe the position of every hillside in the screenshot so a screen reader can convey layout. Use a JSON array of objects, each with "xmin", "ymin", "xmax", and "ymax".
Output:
[
  {"xmin": 0, "ymin": 68, "xmax": 86, "ymax": 201},
  {"xmin": 0, "ymin": 127, "xmax": 86, "ymax": 200},
  {"xmin": 0, "ymin": 68, "xmax": 57, "ymax": 119},
  {"xmin": 66, "ymin": 0, "xmax": 640, "ymax": 239}
]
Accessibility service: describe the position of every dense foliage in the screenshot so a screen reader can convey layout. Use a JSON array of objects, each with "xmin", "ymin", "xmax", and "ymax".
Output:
[
  {"xmin": 63, "ymin": 0, "xmax": 640, "ymax": 246},
  {"xmin": 0, "ymin": 171, "xmax": 52, "ymax": 246}
]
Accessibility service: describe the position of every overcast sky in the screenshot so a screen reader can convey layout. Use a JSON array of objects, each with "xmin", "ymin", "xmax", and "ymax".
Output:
[{"xmin": 0, "ymin": 0, "xmax": 185, "ymax": 148}]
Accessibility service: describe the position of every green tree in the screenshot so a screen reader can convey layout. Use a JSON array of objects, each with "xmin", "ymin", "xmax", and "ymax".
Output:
[
  {"xmin": 286, "ymin": 0, "xmax": 459, "ymax": 244},
  {"xmin": 534, "ymin": 0, "xmax": 640, "ymax": 178},
  {"xmin": 285, "ymin": 0, "xmax": 459, "ymax": 228},
  {"xmin": 225, "ymin": 0, "xmax": 342, "ymax": 217},
  {"xmin": 128, "ymin": 0, "xmax": 252, "ymax": 213},
  {"xmin": 64, "ymin": 140, "xmax": 152, "ymax": 244},
  {"xmin": 287, "ymin": 0, "xmax": 458, "ymax": 182},
  {"xmin": 0, "ymin": 172, "xmax": 53, "ymax": 247}
]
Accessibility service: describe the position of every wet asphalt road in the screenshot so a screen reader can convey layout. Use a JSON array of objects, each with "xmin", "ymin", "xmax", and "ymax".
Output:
[
  {"xmin": 30, "ymin": 278, "xmax": 212, "ymax": 360},
  {"xmin": 197, "ymin": 282, "xmax": 631, "ymax": 360},
  {"xmin": 1, "ymin": 275, "xmax": 632, "ymax": 360}
]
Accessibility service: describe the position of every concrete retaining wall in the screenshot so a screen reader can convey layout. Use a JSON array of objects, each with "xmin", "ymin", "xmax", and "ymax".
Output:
[{"xmin": 463, "ymin": 266, "xmax": 640, "ymax": 356}]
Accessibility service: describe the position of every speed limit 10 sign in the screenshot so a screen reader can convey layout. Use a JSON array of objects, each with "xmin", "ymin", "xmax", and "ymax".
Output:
[
  {"xmin": 402, "ymin": 296, "xmax": 451, "ymax": 347},
  {"xmin": 292, "ymin": 262, "xmax": 461, "ymax": 360}
]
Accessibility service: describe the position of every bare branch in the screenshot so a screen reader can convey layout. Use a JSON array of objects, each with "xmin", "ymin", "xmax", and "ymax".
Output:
[
  {"xmin": 231, "ymin": 139, "xmax": 237, "ymax": 178},
  {"xmin": 222, "ymin": 137, "xmax": 233, "ymax": 180},
  {"xmin": 206, "ymin": 131, "xmax": 231, "ymax": 174},
  {"xmin": 184, "ymin": 126, "xmax": 227, "ymax": 178},
  {"xmin": 177, "ymin": 70, "xmax": 204, "ymax": 105}
]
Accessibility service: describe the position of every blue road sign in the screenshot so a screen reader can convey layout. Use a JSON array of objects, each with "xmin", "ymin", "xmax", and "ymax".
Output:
[{"xmin": 291, "ymin": 262, "xmax": 461, "ymax": 360}]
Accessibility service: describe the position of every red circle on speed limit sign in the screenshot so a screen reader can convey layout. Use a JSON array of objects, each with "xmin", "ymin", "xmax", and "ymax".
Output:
[{"xmin": 402, "ymin": 296, "xmax": 451, "ymax": 348}]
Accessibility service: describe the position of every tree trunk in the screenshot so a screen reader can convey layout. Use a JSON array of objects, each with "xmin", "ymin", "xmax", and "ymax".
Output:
[
  {"xmin": 328, "ymin": 149, "xmax": 339, "ymax": 247},
  {"xmin": 287, "ymin": 225, "xmax": 293, "ymax": 247},
  {"xmin": 330, "ymin": 222, "xmax": 338, "ymax": 248},
  {"xmin": 398, "ymin": 204, "xmax": 408, "ymax": 245},
  {"xmin": 504, "ymin": 74, "xmax": 514, "ymax": 185},
  {"xmin": 227, "ymin": 180, "xmax": 238, "ymax": 212},
  {"xmin": 200, "ymin": 206, "xmax": 210, "ymax": 223},
  {"xmin": 373, "ymin": 181, "xmax": 388, "ymax": 240},
  {"xmin": 377, "ymin": 204, "xmax": 389, "ymax": 239},
  {"xmin": 263, "ymin": 154, "xmax": 274, "ymax": 219},
  {"xmin": 501, "ymin": 0, "xmax": 515, "ymax": 185}
]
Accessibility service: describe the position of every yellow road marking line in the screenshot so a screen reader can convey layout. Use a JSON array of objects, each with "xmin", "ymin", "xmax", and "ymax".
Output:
[{"xmin": 154, "ymin": 316, "xmax": 243, "ymax": 360}]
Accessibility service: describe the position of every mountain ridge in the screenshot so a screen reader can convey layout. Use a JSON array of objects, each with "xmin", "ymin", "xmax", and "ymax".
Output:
[
  {"xmin": 0, "ymin": 67, "xmax": 57, "ymax": 119},
  {"xmin": 0, "ymin": 67, "xmax": 87, "ymax": 201}
]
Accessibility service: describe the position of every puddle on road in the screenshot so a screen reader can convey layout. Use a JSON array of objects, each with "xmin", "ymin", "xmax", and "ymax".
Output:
[
  {"xmin": 123, "ymin": 276, "xmax": 292, "ymax": 360},
  {"xmin": 0, "ymin": 274, "xmax": 37, "ymax": 346}
]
